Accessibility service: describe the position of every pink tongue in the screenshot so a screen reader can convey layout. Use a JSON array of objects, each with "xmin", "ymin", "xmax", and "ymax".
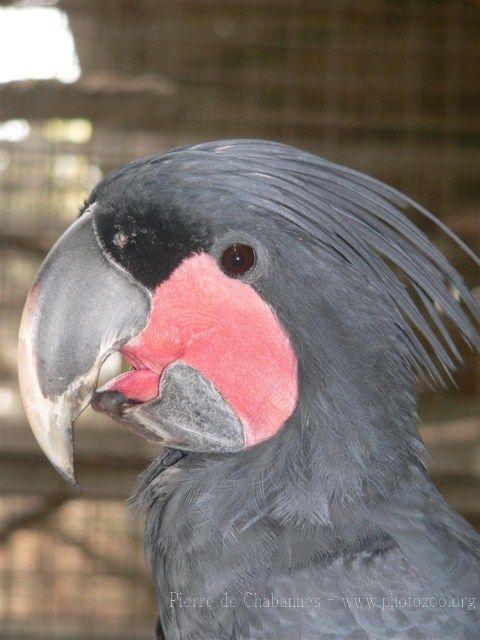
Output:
[{"xmin": 104, "ymin": 369, "xmax": 161, "ymax": 402}]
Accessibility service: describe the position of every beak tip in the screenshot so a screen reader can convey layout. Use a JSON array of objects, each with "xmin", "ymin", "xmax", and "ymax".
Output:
[
  {"xmin": 54, "ymin": 463, "xmax": 82, "ymax": 493},
  {"xmin": 72, "ymin": 482, "xmax": 83, "ymax": 495}
]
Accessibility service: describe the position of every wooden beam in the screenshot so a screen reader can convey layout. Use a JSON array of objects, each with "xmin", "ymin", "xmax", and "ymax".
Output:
[
  {"xmin": 0, "ymin": 495, "xmax": 68, "ymax": 544},
  {"xmin": 0, "ymin": 416, "xmax": 156, "ymax": 500},
  {"xmin": 0, "ymin": 457, "xmax": 142, "ymax": 500},
  {"xmin": 0, "ymin": 232, "xmax": 53, "ymax": 257},
  {"xmin": 38, "ymin": 525, "xmax": 152, "ymax": 587},
  {"xmin": 0, "ymin": 74, "xmax": 175, "ymax": 130}
]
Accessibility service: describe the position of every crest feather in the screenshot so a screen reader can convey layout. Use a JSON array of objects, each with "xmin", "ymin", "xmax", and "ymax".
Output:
[{"xmin": 181, "ymin": 140, "xmax": 479, "ymax": 385}]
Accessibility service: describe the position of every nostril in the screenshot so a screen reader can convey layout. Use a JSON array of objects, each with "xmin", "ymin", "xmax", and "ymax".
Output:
[{"xmin": 91, "ymin": 389, "xmax": 139, "ymax": 415}]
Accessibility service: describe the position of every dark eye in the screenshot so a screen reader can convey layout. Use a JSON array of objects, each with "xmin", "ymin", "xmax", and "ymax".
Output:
[{"xmin": 220, "ymin": 244, "xmax": 256, "ymax": 277}]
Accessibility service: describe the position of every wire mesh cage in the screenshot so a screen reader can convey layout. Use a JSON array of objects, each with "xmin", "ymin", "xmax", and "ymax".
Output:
[{"xmin": 0, "ymin": 1, "xmax": 479, "ymax": 638}]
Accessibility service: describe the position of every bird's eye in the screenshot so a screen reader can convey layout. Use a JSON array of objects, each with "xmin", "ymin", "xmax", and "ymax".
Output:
[{"xmin": 220, "ymin": 244, "xmax": 256, "ymax": 277}]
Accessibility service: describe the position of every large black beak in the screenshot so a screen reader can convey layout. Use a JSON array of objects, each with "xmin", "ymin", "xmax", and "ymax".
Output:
[{"xmin": 18, "ymin": 207, "xmax": 151, "ymax": 488}]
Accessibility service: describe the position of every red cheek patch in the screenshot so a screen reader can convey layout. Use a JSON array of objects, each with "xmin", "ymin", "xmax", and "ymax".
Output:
[{"xmin": 113, "ymin": 253, "xmax": 298, "ymax": 447}]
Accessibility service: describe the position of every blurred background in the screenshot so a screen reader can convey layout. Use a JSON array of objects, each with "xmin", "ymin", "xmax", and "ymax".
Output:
[{"xmin": 0, "ymin": 1, "xmax": 479, "ymax": 638}]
